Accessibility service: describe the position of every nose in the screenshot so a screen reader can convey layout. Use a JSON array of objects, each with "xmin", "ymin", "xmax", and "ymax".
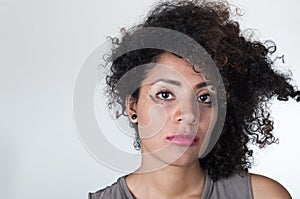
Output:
[{"xmin": 173, "ymin": 95, "xmax": 199, "ymax": 125}]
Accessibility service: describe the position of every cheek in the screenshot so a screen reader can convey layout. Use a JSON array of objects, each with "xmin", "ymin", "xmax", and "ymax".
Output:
[
  {"xmin": 198, "ymin": 107, "xmax": 217, "ymax": 133},
  {"xmin": 137, "ymin": 102, "xmax": 168, "ymax": 139},
  {"xmin": 198, "ymin": 106, "xmax": 219, "ymax": 158}
]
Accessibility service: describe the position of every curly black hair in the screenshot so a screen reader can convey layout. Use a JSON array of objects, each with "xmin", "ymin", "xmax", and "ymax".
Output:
[{"xmin": 104, "ymin": 0, "xmax": 300, "ymax": 181}]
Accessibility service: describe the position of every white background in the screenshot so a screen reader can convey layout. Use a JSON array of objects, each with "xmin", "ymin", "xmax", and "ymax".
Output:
[{"xmin": 1, "ymin": 0, "xmax": 300, "ymax": 198}]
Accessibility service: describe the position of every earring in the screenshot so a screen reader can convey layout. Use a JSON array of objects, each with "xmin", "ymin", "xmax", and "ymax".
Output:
[
  {"xmin": 133, "ymin": 138, "xmax": 141, "ymax": 150},
  {"xmin": 131, "ymin": 114, "xmax": 137, "ymax": 120},
  {"xmin": 133, "ymin": 133, "xmax": 141, "ymax": 150}
]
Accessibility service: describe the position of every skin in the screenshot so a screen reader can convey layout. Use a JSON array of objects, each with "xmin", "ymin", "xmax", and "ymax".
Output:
[
  {"xmin": 250, "ymin": 174, "xmax": 292, "ymax": 199},
  {"xmin": 125, "ymin": 52, "xmax": 291, "ymax": 199}
]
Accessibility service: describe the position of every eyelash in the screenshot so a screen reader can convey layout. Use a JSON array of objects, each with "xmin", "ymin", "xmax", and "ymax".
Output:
[
  {"xmin": 197, "ymin": 93, "xmax": 212, "ymax": 104},
  {"xmin": 155, "ymin": 90, "xmax": 212, "ymax": 104},
  {"xmin": 156, "ymin": 90, "xmax": 175, "ymax": 101}
]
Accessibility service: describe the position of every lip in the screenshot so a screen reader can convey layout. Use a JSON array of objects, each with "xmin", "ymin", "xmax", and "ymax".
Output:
[{"xmin": 166, "ymin": 133, "xmax": 200, "ymax": 146}]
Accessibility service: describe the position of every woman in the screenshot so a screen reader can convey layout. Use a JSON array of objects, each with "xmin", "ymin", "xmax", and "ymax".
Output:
[{"xmin": 90, "ymin": 0, "xmax": 299, "ymax": 198}]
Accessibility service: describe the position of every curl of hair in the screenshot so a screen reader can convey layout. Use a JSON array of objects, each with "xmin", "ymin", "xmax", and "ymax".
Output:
[{"xmin": 105, "ymin": 0, "xmax": 300, "ymax": 181}]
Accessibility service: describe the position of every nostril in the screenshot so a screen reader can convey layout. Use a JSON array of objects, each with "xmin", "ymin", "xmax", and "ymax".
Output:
[{"xmin": 176, "ymin": 114, "xmax": 197, "ymax": 124}]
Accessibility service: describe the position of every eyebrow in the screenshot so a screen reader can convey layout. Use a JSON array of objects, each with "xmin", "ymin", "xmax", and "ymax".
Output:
[{"xmin": 150, "ymin": 78, "xmax": 213, "ymax": 89}]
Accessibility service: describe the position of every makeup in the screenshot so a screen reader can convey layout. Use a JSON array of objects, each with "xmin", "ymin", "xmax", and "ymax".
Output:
[{"xmin": 166, "ymin": 133, "xmax": 200, "ymax": 146}]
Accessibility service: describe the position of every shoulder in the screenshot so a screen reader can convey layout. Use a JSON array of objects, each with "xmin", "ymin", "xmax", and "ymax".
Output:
[
  {"xmin": 205, "ymin": 172, "xmax": 253, "ymax": 198},
  {"xmin": 250, "ymin": 173, "xmax": 292, "ymax": 199},
  {"xmin": 89, "ymin": 176, "xmax": 132, "ymax": 199}
]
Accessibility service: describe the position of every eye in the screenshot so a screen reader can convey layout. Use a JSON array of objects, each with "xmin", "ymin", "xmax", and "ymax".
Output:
[
  {"xmin": 197, "ymin": 93, "xmax": 211, "ymax": 104},
  {"xmin": 156, "ymin": 90, "xmax": 175, "ymax": 101}
]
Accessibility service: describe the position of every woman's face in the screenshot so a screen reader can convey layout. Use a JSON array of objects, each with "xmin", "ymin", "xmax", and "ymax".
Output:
[{"xmin": 127, "ymin": 52, "xmax": 218, "ymax": 168}]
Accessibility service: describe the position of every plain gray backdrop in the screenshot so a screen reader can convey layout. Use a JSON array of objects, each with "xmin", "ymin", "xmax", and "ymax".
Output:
[{"xmin": 1, "ymin": 0, "xmax": 300, "ymax": 198}]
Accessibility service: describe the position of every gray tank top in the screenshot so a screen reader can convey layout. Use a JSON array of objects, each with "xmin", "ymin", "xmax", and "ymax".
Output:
[{"xmin": 89, "ymin": 172, "xmax": 253, "ymax": 199}]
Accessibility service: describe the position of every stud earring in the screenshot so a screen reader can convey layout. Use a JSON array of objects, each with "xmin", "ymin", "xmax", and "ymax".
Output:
[{"xmin": 131, "ymin": 114, "xmax": 137, "ymax": 120}]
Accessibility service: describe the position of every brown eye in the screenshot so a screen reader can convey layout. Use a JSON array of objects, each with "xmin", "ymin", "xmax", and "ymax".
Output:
[
  {"xmin": 156, "ymin": 91, "xmax": 174, "ymax": 100},
  {"xmin": 197, "ymin": 93, "xmax": 211, "ymax": 104}
]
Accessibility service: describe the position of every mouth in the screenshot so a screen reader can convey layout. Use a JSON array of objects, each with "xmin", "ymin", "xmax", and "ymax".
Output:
[{"xmin": 166, "ymin": 133, "xmax": 200, "ymax": 146}]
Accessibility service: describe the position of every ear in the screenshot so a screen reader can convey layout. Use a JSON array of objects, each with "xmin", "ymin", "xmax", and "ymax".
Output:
[{"xmin": 125, "ymin": 95, "xmax": 138, "ymax": 123}]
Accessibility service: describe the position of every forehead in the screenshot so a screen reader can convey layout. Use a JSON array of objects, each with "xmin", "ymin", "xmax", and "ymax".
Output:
[{"xmin": 142, "ymin": 52, "xmax": 206, "ymax": 86}]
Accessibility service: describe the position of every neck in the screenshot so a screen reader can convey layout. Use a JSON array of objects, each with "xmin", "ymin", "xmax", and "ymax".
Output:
[{"xmin": 126, "ymin": 159, "xmax": 206, "ymax": 199}]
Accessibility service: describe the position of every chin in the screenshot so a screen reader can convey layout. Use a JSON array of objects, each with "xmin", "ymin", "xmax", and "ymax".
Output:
[
  {"xmin": 141, "ymin": 143, "xmax": 201, "ymax": 169},
  {"xmin": 170, "ymin": 154, "xmax": 199, "ymax": 167},
  {"xmin": 156, "ymin": 147, "xmax": 200, "ymax": 167}
]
